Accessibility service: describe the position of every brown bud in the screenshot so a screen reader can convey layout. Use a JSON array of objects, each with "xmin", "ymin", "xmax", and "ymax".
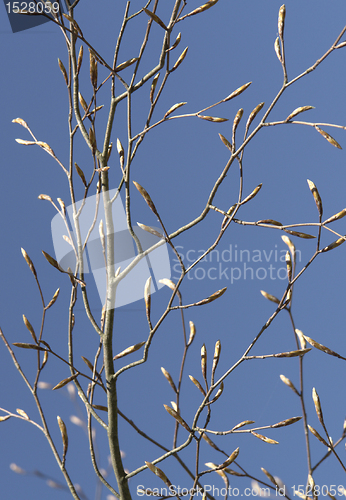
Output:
[
  {"xmin": 115, "ymin": 57, "xmax": 138, "ymax": 73},
  {"xmin": 232, "ymin": 108, "xmax": 244, "ymax": 138},
  {"xmin": 79, "ymin": 92, "xmax": 88, "ymax": 112},
  {"xmin": 23, "ymin": 315, "xmax": 37, "ymax": 343},
  {"xmin": 89, "ymin": 50, "xmax": 97, "ymax": 88},
  {"xmin": 113, "ymin": 341, "xmax": 146, "ymax": 360},
  {"xmin": 245, "ymin": 102, "xmax": 265, "ymax": 136},
  {"xmin": 144, "ymin": 276, "xmax": 151, "ymax": 321},
  {"xmin": 321, "ymin": 236, "xmax": 346, "ymax": 253},
  {"xmin": 58, "ymin": 58, "xmax": 68, "ymax": 85},
  {"xmin": 278, "ymin": 5, "xmax": 286, "ymax": 39},
  {"xmin": 241, "ymin": 184, "xmax": 262, "ymax": 205},
  {"xmin": 223, "ymin": 82, "xmax": 251, "ymax": 102},
  {"xmin": 315, "ymin": 126, "xmax": 342, "ymax": 149},
  {"xmin": 285, "ymin": 251, "xmax": 292, "ymax": 282},
  {"xmin": 198, "ymin": 115, "xmax": 228, "ymax": 123},
  {"xmin": 150, "ymin": 73, "xmax": 160, "ymax": 103},
  {"xmin": 16, "ymin": 409, "xmax": 29, "ymax": 420},
  {"xmin": 184, "ymin": 0, "xmax": 219, "ymax": 18},
  {"xmin": 161, "ymin": 367, "xmax": 177, "ymax": 393},
  {"xmin": 251, "ymin": 431, "xmax": 279, "ymax": 444},
  {"xmin": 57, "ymin": 415, "xmax": 68, "ymax": 464},
  {"xmin": 171, "ymin": 47, "xmax": 188, "ymax": 72},
  {"xmin": 274, "ymin": 37, "xmax": 282, "ymax": 62},
  {"xmin": 189, "ymin": 375, "xmax": 206, "ymax": 396},
  {"xmin": 77, "ymin": 45, "xmax": 83, "ymax": 75},
  {"xmin": 312, "ymin": 387, "xmax": 324, "ymax": 425},
  {"xmin": 285, "ymin": 106, "xmax": 314, "ymax": 122},
  {"xmin": 219, "ymin": 133, "xmax": 232, "ymax": 152},
  {"xmin": 163, "ymin": 405, "xmax": 191, "ymax": 432},
  {"xmin": 307, "ymin": 179, "xmax": 323, "ymax": 217},
  {"xmin": 201, "ymin": 344, "xmax": 207, "ymax": 380},
  {"xmin": 106, "ymin": 142, "xmax": 113, "ymax": 162},
  {"xmin": 21, "ymin": 248, "xmax": 37, "ymax": 279},
  {"xmin": 88, "ymin": 127, "xmax": 96, "ymax": 151},
  {"xmin": 323, "ymin": 208, "xmax": 346, "ymax": 224},
  {"xmin": 164, "ymin": 102, "xmax": 187, "ymax": 119},
  {"xmin": 212, "ymin": 340, "xmax": 221, "ymax": 376},
  {"xmin": 167, "ymin": 32, "xmax": 181, "ymax": 52},
  {"xmin": 187, "ymin": 321, "xmax": 196, "ymax": 346},
  {"xmin": 133, "ymin": 181, "xmax": 158, "ymax": 215},
  {"xmin": 143, "ymin": 9, "xmax": 167, "ymax": 30}
]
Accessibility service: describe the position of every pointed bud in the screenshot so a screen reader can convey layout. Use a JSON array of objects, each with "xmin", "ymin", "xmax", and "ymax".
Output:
[
  {"xmin": 46, "ymin": 288, "xmax": 60, "ymax": 310},
  {"xmin": 278, "ymin": 5, "xmax": 286, "ymax": 39},
  {"xmin": 159, "ymin": 278, "xmax": 176, "ymax": 291},
  {"xmin": 223, "ymin": 82, "xmax": 251, "ymax": 102},
  {"xmin": 315, "ymin": 126, "xmax": 342, "ymax": 149},
  {"xmin": 161, "ymin": 367, "xmax": 177, "ymax": 393},
  {"xmin": 58, "ymin": 58, "xmax": 68, "ymax": 85},
  {"xmin": 295, "ymin": 329, "xmax": 306, "ymax": 350},
  {"xmin": 115, "ymin": 57, "xmax": 138, "ymax": 73},
  {"xmin": 133, "ymin": 181, "xmax": 158, "ymax": 215},
  {"xmin": 150, "ymin": 73, "xmax": 160, "ymax": 103},
  {"xmin": 285, "ymin": 251, "xmax": 292, "ymax": 282},
  {"xmin": 312, "ymin": 387, "xmax": 324, "ymax": 425},
  {"xmin": 189, "ymin": 375, "xmax": 206, "ymax": 396},
  {"xmin": 321, "ymin": 236, "xmax": 346, "ymax": 253},
  {"xmin": 143, "ymin": 9, "xmax": 167, "ymax": 30},
  {"xmin": 16, "ymin": 408, "xmax": 29, "ymax": 420},
  {"xmin": 74, "ymin": 162, "xmax": 87, "ymax": 187},
  {"xmin": 77, "ymin": 45, "xmax": 83, "ymax": 75},
  {"xmin": 106, "ymin": 142, "xmax": 113, "ymax": 162},
  {"xmin": 163, "ymin": 404, "xmax": 191, "ymax": 432},
  {"xmin": 241, "ymin": 184, "xmax": 262, "ymax": 205},
  {"xmin": 212, "ymin": 340, "xmax": 221, "ymax": 377},
  {"xmin": 89, "ymin": 127, "xmax": 96, "ymax": 151},
  {"xmin": 201, "ymin": 344, "xmax": 207, "ymax": 380},
  {"xmin": 57, "ymin": 415, "xmax": 68, "ymax": 464},
  {"xmin": 323, "ymin": 208, "xmax": 346, "ymax": 224},
  {"xmin": 89, "ymin": 49, "xmax": 97, "ymax": 88},
  {"xmin": 171, "ymin": 47, "xmax": 188, "ymax": 72},
  {"xmin": 187, "ymin": 321, "xmax": 196, "ymax": 346},
  {"xmin": 280, "ymin": 374, "xmax": 299, "ymax": 395},
  {"xmin": 21, "ymin": 248, "xmax": 37, "ymax": 279},
  {"xmin": 144, "ymin": 276, "xmax": 151, "ymax": 321},
  {"xmin": 198, "ymin": 115, "xmax": 228, "ymax": 123},
  {"xmin": 274, "ymin": 37, "xmax": 282, "ymax": 62},
  {"xmin": 164, "ymin": 102, "xmax": 187, "ymax": 119},
  {"xmin": 307, "ymin": 179, "xmax": 323, "ymax": 217},
  {"xmin": 285, "ymin": 106, "xmax": 314, "ymax": 122},
  {"xmin": 245, "ymin": 102, "xmax": 265, "ymax": 136},
  {"xmin": 232, "ymin": 108, "xmax": 243, "ymax": 139},
  {"xmin": 219, "ymin": 133, "xmax": 232, "ymax": 152},
  {"xmin": 79, "ymin": 92, "xmax": 88, "ymax": 112},
  {"xmin": 113, "ymin": 341, "xmax": 146, "ymax": 360},
  {"xmin": 184, "ymin": 0, "xmax": 219, "ymax": 18},
  {"xmin": 167, "ymin": 32, "xmax": 181, "ymax": 52},
  {"xmin": 23, "ymin": 315, "xmax": 37, "ymax": 343},
  {"xmin": 251, "ymin": 431, "xmax": 279, "ymax": 444}
]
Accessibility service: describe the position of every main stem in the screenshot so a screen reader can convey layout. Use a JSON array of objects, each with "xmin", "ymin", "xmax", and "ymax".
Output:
[{"xmin": 101, "ymin": 166, "xmax": 132, "ymax": 500}]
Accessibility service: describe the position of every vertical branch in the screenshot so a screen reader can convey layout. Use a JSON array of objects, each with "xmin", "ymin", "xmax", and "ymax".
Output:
[{"xmin": 288, "ymin": 310, "xmax": 312, "ymax": 475}]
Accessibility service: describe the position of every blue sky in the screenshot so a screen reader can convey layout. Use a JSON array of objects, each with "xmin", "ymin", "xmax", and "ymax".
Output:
[{"xmin": 1, "ymin": 1, "xmax": 346, "ymax": 499}]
